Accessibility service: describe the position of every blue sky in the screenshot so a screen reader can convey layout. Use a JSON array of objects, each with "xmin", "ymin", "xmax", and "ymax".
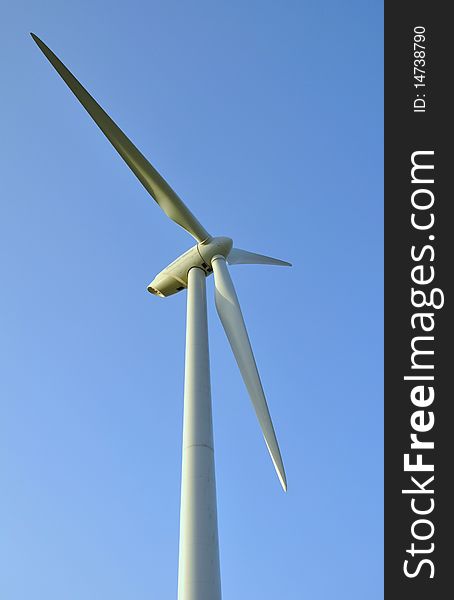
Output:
[{"xmin": 1, "ymin": 1, "xmax": 383, "ymax": 598}]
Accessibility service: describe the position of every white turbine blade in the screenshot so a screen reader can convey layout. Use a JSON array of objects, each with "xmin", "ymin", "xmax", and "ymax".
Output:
[
  {"xmin": 211, "ymin": 256, "xmax": 287, "ymax": 491},
  {"xmin": 228, "ymin": 248, "xmax": 291, "ymax": 267},
  {"xmin": 31, "ymin": 33, "xmax": 211, "ymax": 243}
]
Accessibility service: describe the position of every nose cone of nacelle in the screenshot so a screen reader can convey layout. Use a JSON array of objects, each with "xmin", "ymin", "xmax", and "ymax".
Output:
[
  {"xmin": 147, "ymin": 272, "xmax": 184, "ymax": 298},
  {"xmin": 147, "ymin": 282, "xmax": 165, "ymax": 297},
  {"xmin": 147, "ymin": 273, "xmax": 176, "ymax": 298}
]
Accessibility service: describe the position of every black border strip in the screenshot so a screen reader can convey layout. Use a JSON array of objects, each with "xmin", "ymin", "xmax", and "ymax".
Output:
[{"xmin": 385, "ymin": 2, "xmax": 451, "ymax": 597}]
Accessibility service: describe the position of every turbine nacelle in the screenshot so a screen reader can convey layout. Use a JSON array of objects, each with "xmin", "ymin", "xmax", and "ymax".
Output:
[{"xmin": 147, "ymin": 236, "xmax": 233, "ymax": 297}]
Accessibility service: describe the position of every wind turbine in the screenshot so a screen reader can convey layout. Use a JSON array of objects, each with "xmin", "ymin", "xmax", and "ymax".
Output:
[{"xmin": 32, "ymin": 33, "xmax": 290, "ymax": 600}]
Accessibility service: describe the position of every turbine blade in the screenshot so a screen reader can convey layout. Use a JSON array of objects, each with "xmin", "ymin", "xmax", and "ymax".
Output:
[
  {"xmin": 30, "ymin": 33, "xmax": 211, "ymax": 243},
  {"xmin": 228, "ymin": 248, "xmax": 291, "ymax": 267},
  {"xmin": 211, "ymin": 256, "xmax": 287, "ymax": 491}
]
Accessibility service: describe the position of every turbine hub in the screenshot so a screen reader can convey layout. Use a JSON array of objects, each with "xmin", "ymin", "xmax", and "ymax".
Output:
[{"xmin": 198, "ymin": 236, "xmax": 233, "ymax": 265}]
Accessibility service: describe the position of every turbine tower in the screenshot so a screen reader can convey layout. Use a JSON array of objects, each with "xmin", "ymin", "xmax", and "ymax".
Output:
[{"xmin": 32, "ymin": 33, "xmax": 290, "ymax": 600}]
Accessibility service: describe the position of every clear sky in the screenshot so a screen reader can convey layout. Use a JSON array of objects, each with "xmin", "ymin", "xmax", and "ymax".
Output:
[{"xmin": 1, "ymin": 1, "xmax": 383, "ymax": 598}]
